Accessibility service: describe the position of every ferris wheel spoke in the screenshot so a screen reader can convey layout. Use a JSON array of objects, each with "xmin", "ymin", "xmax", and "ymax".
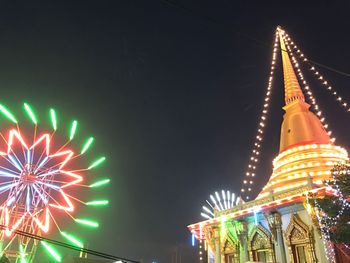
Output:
[
  {"xmin": 31, "ymin": 134, "xmax": 51, "ymax": 173},
  {"xmin": 47, "ymin": 208, "xmax": 62, "ymax": 232},
  {"xmin": 0, "ymin": 182, "xmax": 19, "ymax": 193},
  {"xmin": 0, "ymin": 156, "xmax": 21, "ymax": 174},
  {"xmin": 1, "ymin": 145, "xmax": 24, "ymax": 173},
  {"xmin": 41, "ymin": 188, "xmax": 75, "ymax": 219},
  {"xmin": 0, "ymin": 169, "xmax": 20, "ymax": 178},
  {"xmin": 64, "ymin": 192, "xmax": 84, "ymax": 204},
  {"xmin": 7, "ymin": 155, "xmax": 24, "ymax": 173},
  {"xmin": 12, "ymin": 125, "xmax": 28, "ymax": 171},
  {"xmin": 36, "ymin": 169, "xmax": 60, "ymax": 178},
  {"xmin": 35, "ymin": 181, "xmax": 60, "ymax": 190},
  {"xmin": 33, "ymin": 156, "xmax": 49, "ymax": 174},
  {"xmin": 32, "ymin": 184, "xmax": 49, "ymax": 204}
]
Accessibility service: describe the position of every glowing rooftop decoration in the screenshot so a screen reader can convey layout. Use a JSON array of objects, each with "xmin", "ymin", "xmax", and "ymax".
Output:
[
  {"xmin": 256, "ymin": 28, "xmax": 349, "ymax": 198},
  {"xmin": 201, "ymin": 190, "xmax": 241, "ymax": 219},
  {"xmin": 241, "ymin": 27, "xmax": 349, "ymax": 200},
  {"xmin": 0, "ymin": 103, "xmax": 109, "ymax": 262}
]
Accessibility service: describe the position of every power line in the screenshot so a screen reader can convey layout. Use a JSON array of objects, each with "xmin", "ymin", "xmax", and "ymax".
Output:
[
  {"xmin": 159, "ymin": 0, "xmax": 350, "ymax": 78},
  {"xmin": 0, "ymin": 225, "xmax": 140, "ymax": 263}
]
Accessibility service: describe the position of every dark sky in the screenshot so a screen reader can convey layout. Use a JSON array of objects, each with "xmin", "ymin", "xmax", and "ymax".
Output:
[{"xmin": 0, "ymin": 0, "xmax": 350, "ymax": 262}]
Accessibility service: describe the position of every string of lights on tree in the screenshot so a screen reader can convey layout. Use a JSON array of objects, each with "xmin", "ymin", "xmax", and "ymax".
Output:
[
  {"xmin": 313, "ymin": 196, "xmax": 336, "ymax": 262},
  {"xmin": 306, "ymin": 163, "xmax": 350, "ymax": 263},
  {"xmin": 0, "ymin": 103, "xmax": 110, "ymax": 262},
  {"xmin": 241, "ymin": 30, "xmax": 280, "ymax": 200},
  {"xmin": 311, "ymin": 163, "xmax": 350, "ymax": 262},
  {"xmin": 322, "ymin": 164, "xmax": 350, "ymax": 220}
]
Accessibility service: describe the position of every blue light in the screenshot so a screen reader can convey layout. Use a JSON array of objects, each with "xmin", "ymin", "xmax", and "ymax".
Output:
[
  {"xmin": 0, "ymin": 170, "xmax": 19, "ymax": 178},
  {"xmin": 34, "ymin": 156, "xmax": 49, "ymax": 174},
  {"xmin": 253, "ymin": 206, "xmax": 261, "ymax": 225},
  {"xmin": 191, "ymin": 233, "xmax": 195, "ymax": 247},
  {"xmin": 8, "ymin": 155, "xmax": 22, "ymax": 172},
  {"xmin": 26, "ymin": 149, "xmax": 32, "ymax": 165}
]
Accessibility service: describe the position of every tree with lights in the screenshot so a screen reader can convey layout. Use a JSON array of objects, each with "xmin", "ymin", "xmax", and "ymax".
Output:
[
  {"xmin": 312, "ymin": 162, "xmax": 350, "ymax": 244},
  {"xmin": 0, "ymin": 254, "xmax": 10, "ymax": 263}
]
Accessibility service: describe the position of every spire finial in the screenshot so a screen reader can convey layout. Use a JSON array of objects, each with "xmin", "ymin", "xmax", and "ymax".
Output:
[{"xmin": 278, "ymin": 29, "xmax": 305, "ymax": 105}]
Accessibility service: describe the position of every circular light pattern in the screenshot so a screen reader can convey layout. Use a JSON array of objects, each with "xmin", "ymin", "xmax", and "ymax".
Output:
[
  {"xmin": 0, "ymin": 103, "xmax": 110, "ymax": 262},
  {"xmin": 201, "ymin": 190, "xmax": 241, "ymax": 219}
]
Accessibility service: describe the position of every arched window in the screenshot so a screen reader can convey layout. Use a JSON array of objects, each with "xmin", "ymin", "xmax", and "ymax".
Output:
[
  {"xmin": 285, "ymin": 214, "xmax": 317, "ymax": 263},
  {"xmin": 248, "ymin": 224, "xmax": 275, "ymax": 262},
  {"xmin": 222, "ymin": 239, "xmax": 239, "ymax": 263}
]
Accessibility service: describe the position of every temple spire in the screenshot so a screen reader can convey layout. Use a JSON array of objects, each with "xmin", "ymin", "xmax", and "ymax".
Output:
[
  {"xmin": 256, "ymin": 27, "xmax": 347, "ymax": 200},
  {"xmin": 278, "ymin": 29, "xmax": 305, "ymax": 105},
  {"xmin": 277, "ymin": 28, "xmax": 330, "ymax": 152}
]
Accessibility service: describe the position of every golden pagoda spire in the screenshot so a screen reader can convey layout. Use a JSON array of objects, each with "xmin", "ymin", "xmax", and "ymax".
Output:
[
  {"xmin": 256, "ymin": 28, "xmax": 348, "ymax": 200},
  {"xmin": 278, "ymin": 29, "xmax": 305, "ymax": 105},
  {"xmin": 277, "ymin": 28, "xmax": 330, "ymax": 152}
]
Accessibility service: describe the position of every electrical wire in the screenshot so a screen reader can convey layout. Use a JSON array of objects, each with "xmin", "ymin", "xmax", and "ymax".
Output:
[{"xmin": 0, "ymin": 224, "xmax": 140, "ymax": 263}]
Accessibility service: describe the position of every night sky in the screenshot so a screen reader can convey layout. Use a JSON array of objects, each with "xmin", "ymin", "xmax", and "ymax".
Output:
[{"xmin": 0, "ymin": 1, "xmax": 350, "ymax": 262}]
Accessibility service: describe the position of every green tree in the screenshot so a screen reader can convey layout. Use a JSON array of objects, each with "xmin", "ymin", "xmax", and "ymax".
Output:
[
  {"xmin": 311, "ymin": 162, "xmax": 350, "ymax": 244},
  {"xmin": 0, "ymin": 254, "xmax": 10, "ymax": 263}
]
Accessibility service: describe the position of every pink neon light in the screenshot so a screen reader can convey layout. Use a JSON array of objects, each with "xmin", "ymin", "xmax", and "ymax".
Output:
[
  {"xmin": 30, "ymin": 134, "xmax": 50, "ymax": 155},
  {"xmin": 49, "ymin": 150, "xmax": 74, "ymax": 169},
  {"xmin": 49, "ymin": 190, "xmax": 74, "ymax": 212},
  {"xmin": 8, "ymin": 129, "xmax": 28, "ymax": 153},
  {"xmin": 4, "ymin": 207, "xmax": 27, "ymax": 237},
  {"xmin": 30, "ymin": 208, "xmax": 50, "ymax": 233},
  {"xmin": 60, "ymin": 171, "xmax": 83, "ymax": 188}
]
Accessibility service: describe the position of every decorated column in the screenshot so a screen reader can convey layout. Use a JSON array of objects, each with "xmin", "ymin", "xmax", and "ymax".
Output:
[
  {"xmin": 213, "ymin": 227, "xmax": 221, "ymax": 263},
  {"xmin": 237, "ymin": 220, "xmax": 249, "ymax": 263},
  {"xmin": 266, "ymin": 211, "xmax": 287, "ymax": 263}
]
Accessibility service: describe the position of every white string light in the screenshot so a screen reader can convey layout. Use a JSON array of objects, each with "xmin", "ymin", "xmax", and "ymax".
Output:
[
  {"xmin": 201, "ymin": 190, "xmax": 239, "ymax": 219},
  {"xmin": 284, "ymin": 34, "xmax": 350, "ymax": 115},
  {"xmin": 279, "ymin": 30, "xmax": 335, "ymax": 142},
  {"xmin": 314, "ymin": 202, "xmax": 336, "ymax": 262},
  {"xmin": 307, "ymin": 162, "xmax": 350, "ymax": 262},
  {"xmin": 241, "ymin": 29, "xmax": 280, "ymax": 200}
]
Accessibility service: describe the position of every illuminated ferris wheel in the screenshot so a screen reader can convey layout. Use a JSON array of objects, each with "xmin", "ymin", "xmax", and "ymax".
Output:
[{"xmin": 0, "ymin": 103, "xmax": 109, "ymax": 262}]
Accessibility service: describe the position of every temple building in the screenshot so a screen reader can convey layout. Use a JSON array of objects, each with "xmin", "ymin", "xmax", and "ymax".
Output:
[{"xmin": 188, "ymin": 28, "xmax": 349, "ymax": 263}]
